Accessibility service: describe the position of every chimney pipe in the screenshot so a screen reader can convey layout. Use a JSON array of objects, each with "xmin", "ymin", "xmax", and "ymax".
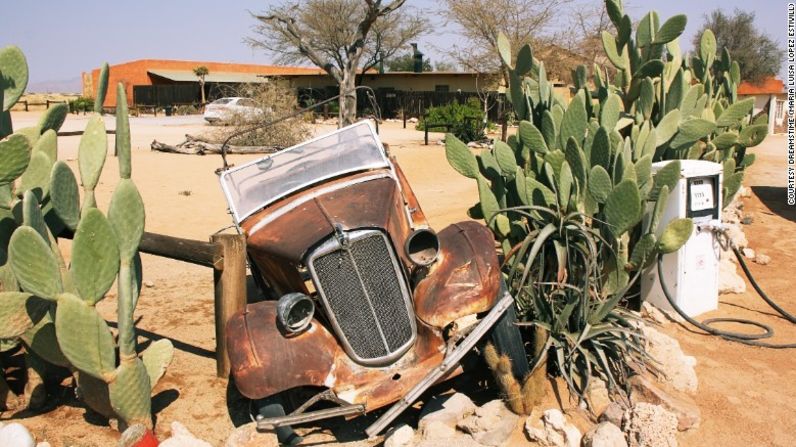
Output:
[{"xmin": 411, "ymin": 43, "xmax": 423, "ymax": 73}]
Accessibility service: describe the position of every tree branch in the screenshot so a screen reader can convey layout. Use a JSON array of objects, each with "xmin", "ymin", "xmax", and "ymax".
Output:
[{"xmin": 254, "ymin": 12, "xmax": 343, "ymax": 81}]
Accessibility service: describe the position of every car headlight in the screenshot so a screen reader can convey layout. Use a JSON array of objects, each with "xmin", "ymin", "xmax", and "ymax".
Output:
[
  {"xmin": 405, "ymin": 228, "xmax": 440, "ymax": 267},
  {"xmin": 276, "ymin": 293, "xmax": 315, "ymax": 335}
]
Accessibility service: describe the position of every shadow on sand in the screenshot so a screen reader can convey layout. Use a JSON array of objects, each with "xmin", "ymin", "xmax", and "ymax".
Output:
[{"xmin": 751, "ymin": 186, "xmax": 796, "ymax": 223}]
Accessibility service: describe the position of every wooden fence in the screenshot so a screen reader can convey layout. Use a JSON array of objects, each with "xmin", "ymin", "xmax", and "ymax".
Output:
[
  {"xmin": 137, "ymin": 232, "xmax": 247, "ymax": 377},
  {"xmin": 14, "ymin": 99, "xmax": 67, "ymax": 111}
]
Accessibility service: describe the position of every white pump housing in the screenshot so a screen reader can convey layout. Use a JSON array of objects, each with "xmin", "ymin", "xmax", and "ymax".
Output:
[{"xmin": 641, "ymin": 160, "xmax": 723, "ymax": 317}]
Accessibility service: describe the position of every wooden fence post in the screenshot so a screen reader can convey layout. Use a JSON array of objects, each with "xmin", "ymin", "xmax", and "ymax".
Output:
[{"xmin": 211, "ymin": 233, "xmax": 247, "ymax": 378}]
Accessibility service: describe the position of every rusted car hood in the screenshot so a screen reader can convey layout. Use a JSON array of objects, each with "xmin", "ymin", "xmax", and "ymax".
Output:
[{"xmin": 241, "ymin": 171, "xmax": 411, "ymax": 264}]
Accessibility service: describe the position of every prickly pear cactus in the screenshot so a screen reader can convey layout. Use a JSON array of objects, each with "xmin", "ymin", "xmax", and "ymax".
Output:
[{"xmin": 0, "ymin": 47, "xmax": 172, "ymax": 428}]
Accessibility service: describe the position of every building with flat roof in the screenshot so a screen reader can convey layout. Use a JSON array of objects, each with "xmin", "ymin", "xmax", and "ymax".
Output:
[{"xmin": 82, "ymin": 59, "xmax": 323, "ymax": 107}]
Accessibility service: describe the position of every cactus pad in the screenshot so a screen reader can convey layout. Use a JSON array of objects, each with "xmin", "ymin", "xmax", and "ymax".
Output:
[
  {"xmin": 559, "ymin": 91, "xmax": 587, "ymax": 147},
  {"xmin": 0, "ymin": 46, "xmax": 28, "ymax": 112},
  {"xmin": 629, "ymin": 233, "xmax": 657, "ymax": 269},
  {"xmin": 22, "ymin": 190, "xmax": 48, "ymax": 240},
  {"xmin": 19, "ymin": 150, "xmax": 53, "ymax": 199},
  {"xmin": 519, "ymin": 121, "xmax": 548, "ymax": 154},
  {"xmin": 50, "ymin": 161, "xmax": 81, "ymax": 230},
  {"xmin": 588, "ymin": 165, "xmax": 613, "ymax": 203},
  {"xmin": 9, "ymin": 226, "xmax": 62, "ymax": 299},
  {"xmin": 652, "ymin": 14, "xmax": 687, "ymax": 44},
  {"xmin": 108, "ymin": 179, "xmax": 145, "ymax": 260},
  {"xmin": 22, "ymin": 318, "xmax": 70, "ymax": 368},
  {"xmin": 716, "ymin": 98, "xmax": 753, "ymax": 127},
  {"xmin": 0, "ymin": 292, "xmax": 47, "ymax": 338},
  {"xmin": 657, "ymin": 218, "xmax": 693, "ymax": 253},
  {"xmin": 109, "ymin": 358, "xmax": 152, "ymax": 426},
  {"xmin": 116, "ymin": 84, "xmax": 132, "ymax": 179},
  {"xmin": 604, "ymin": 179, "xmax": 641, "ymax": 236},
  {"xmin": 33, "ymin": 129, "xmax": 57, "ymax": 162},
  {"xmin": 494, "ymin": 141, "xmax": 518, "ymax": 175},
  {"xmin": 37, "ymin": 103, "xmax": 68, "ymax": 134},
  {"xmin": 445, "ymin": 134, "xmax": 478, "ymax": 179},
  {"xmin": 71, "ymin": 208, "xmax": 120, "ymax": 305},
  {"xmin": 55, "ymin": 293, "xmax": 116, "ymax": 380},
  {"xmin": 0, "ymin": 134, "xmax": 30, "ymax": 187},
  {"xmin": 141, "ymin": 339, "xmax": 174, "ymax": 390},
  {"xmin": 94, "ymin": 63, "xmax": 109, "ymax": 114},
  {"xmin": 649, "ymin": 185, "xmax": 670, "ymax": 233},
  {"xmin": 650, "ymin": 160, "xmax": 680, "ymax": 200},
  {"xmin": 78, "ymin": 116, "xmax": 108, "ymax": 191}
]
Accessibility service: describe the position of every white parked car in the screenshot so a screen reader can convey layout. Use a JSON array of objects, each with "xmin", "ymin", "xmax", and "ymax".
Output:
[{"xmin": 204, "ymin": 97, "xmax": 264, "ymax": 124}]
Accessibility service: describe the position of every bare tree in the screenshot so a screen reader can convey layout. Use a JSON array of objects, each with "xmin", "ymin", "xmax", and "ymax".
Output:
[
  {"xmin": 439, "ymin": 0, "xmax": 571, "ymax": 86},
  {"xmin": 193, "ymin": 66, "xmax": 209, "ymax": 105},
  {"xmin": 562, "ymin": 1, "xmax": 612, "ymax": 69},
  {"xmin": 248, "ymin": 0, "xmax": 426, "ymax": 126}
]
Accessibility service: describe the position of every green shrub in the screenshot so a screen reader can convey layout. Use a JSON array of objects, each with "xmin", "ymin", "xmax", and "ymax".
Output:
[
  {"xmin": 417, "ymin": 98, "xmax": 485, "ymax": 143},
  {"xmin": 68, "ymin": 96, "xmax": 94, "ymax": 114}
]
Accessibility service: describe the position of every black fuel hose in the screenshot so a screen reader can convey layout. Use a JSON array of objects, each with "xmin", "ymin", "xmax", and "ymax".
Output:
[{"xmin": 656, "ymin": 237, "xmax": 796, "ymax": 348}]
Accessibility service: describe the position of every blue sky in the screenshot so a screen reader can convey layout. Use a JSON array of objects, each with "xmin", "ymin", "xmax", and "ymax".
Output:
[{"xmin": 0, "ymin": 0, "xmax": 788, "ymax": 86}]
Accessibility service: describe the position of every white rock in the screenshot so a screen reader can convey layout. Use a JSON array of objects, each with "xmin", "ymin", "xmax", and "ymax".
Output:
[
  {"xmin": 408, "ymin": 117, "xmax": 419, "ymax": 123},
  {"xmin": 626, "ymin": 403, "xmax": 678, "ymax": 447},
  {"xmin": 384, "ymin": 424, "xmax": 415, "ymax": 447},
  {"xmin": 0, "ymin": 423, "xmax": 35, "ymax": 447},
  {"xmin": 724, "ymin": 223, "xmax": 748, "ymax": 250},
  {"xmin": 754, "ymin": 253, "xmax": 771, "ymax": 265},
  {"xmin": 159, "ymin": 421, "xmax": 214, "ymax": 447},
  {"xmin": 420, "ymin": 420, "xmax": 456, "ymax": 441},
  {"xmin": 599, "ymin": 402, "xmax": 627, "ymax": 427},
  {"xmin": 418, "ymin": 392, "xmax": 476, "ymax": 433},
  {"xmin": 525, "ymin": 409, "xmax": 582, "ymax": 447},
  {"xmin": 742, "ymin": 248, "xmax": 755, "ymax": 259},
  {"xmin": 587, "ymin": 378, "xmax": 612, "ymax": 416},
  {"xmin": 641, "ymin": 325, "xmax": 698, "ymax": 394},
  {"xmin": 719, "ymin": 253, "xmax": 747, "ymax": 294},
  {"xmin": 583, "ymin": 422, "xmax": 627, "ymax": 447},
  {"xmin": 457, "ymin": 399, "xmax": 518, "ymax": 446},
  {"xmin": 641, "ymin": 302, "xmax": 684, "ymax": 324}
]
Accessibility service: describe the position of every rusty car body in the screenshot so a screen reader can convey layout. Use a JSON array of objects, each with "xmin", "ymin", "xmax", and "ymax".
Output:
[{"xmin": 218, "ymin": 121, "xmax": 524, "ymax": 438}]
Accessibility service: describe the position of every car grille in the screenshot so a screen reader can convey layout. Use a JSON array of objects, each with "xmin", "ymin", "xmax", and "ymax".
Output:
[{"xmin": 308, "ymin": 229, "xmax": 415, "ymax": 365}]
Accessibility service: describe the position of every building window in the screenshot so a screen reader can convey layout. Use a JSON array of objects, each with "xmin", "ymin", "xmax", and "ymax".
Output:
[
  {"xmin": 435, "ymin": 85, "xmax": 449, "ymax": 93},
  {"xmin": 775, "ymin": 98, "xmax": 784, "ymax": 120}
]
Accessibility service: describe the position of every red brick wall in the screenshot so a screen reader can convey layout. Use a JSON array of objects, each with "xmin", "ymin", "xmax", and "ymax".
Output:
[{"xmin": 84, "ymin": 59, "xmax": 322, "ymax": 107}]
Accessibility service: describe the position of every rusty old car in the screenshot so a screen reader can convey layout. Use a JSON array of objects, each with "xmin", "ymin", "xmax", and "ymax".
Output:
[{"xmin": 218, "ymin": 120, "xmax": 526, "ymax": 442}]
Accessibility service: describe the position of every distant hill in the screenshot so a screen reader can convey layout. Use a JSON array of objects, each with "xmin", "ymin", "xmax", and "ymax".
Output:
[{"xmin": 27, "ymin": 77, "xmax": 81, "ymax": 94}]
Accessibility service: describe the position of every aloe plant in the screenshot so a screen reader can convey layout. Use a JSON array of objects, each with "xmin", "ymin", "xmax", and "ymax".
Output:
[{"xmin": 0, "ymin": 47, "xmax": 172, "ymax": 428}]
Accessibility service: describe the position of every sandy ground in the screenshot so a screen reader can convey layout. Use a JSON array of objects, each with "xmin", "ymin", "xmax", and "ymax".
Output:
[{"xmin": 1, "ymin": 112, "xmax": 794, "ymax": 446}]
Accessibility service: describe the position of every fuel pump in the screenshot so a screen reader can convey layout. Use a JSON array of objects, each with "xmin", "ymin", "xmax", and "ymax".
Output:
[
  {"xmin": 644, "ymin": 161, "xmax": 796, "ymax": 348},
  {"xmin": 642, "ymin": 160, "xmax": 723, "ymax": 317}
]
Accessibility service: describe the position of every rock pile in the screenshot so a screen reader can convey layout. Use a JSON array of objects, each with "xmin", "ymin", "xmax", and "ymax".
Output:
[{"xmin": 382, "ymin": 392, "xmax": 519, "ymax": 447}]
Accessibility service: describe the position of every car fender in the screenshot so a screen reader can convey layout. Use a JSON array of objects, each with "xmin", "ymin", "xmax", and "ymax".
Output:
[
  {"xmin": 413, "ymin": 221, "xmax": 501, "ymax": 328},
  {"xmin": 226, "ymin": 300, "xmax": 340, "ymax": 399}
]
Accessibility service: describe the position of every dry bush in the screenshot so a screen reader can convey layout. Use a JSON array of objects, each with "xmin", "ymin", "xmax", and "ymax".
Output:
[{"xmin": 204, "ymin": 80, "xmax": 311, "ymax": 148}]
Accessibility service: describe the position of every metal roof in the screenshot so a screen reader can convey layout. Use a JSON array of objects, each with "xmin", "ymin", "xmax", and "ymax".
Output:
[{"xmin": 147, "ymin": 69, "xmax": 270, "ymax": 83}]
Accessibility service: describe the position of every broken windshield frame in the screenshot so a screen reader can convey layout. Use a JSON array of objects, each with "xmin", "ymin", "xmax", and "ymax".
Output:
[{"xmin": 219, "ymin": 121, "xmax": 390, "ymax": 223}]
